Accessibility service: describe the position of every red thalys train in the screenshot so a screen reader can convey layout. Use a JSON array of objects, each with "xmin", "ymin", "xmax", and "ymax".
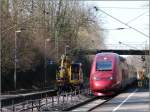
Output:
[{"xmin": 90, "ymin": 53, "xmax": 137, "ymax": 96}]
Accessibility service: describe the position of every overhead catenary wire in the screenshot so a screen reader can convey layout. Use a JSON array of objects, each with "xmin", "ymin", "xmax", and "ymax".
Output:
[
  {"xmin": 97, "ymin": 8, "xmax": 149, "ymax": 38},
  {"xmin": 126, "ymin": 11, "xmax": 148, "ymax": 24},
  {"xmin": 94, "ymin": 7, "xmax": 148, "ymax": 9},
  {"xmin": 2, "ymin": 3, "xmax": 148, "ymax": 37}
]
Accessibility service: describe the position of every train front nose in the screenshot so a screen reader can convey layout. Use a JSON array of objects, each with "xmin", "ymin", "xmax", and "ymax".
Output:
[
  {"xmin": 92, "ymin": 81, "xmax": 112, "ymax": 91},
  {"xmin": 90, "ymin": 76, "xmax": 114, "ymax": 91}
]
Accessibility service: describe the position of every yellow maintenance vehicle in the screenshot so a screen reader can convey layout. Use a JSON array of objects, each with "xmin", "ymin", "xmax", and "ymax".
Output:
[{"xmin": 56, "ymin": 55, "xmax": 83, "ymax": 90}]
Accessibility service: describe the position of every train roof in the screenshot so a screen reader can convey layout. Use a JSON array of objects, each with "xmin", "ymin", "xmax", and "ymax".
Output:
[
  {"xmin": 95, "ymin": 52, "xmax": 126, "ymax": 61},
  {"xmin": 96, "ymin": 52, "xmax": 119, "ymax": 56}
]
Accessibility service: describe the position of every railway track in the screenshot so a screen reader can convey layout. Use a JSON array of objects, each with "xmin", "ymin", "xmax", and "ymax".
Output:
[
  {"xmin": 66, "ymin": 95, "xmax": 116, "ymax": 112},
  {"xmin": 66, "ymin": 88, "xmax": 135, "ymax": 112}
]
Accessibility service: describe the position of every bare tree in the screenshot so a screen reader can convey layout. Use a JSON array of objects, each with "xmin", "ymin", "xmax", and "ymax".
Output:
[{"xmin": 1, "ymin": 0, "xmax": 105, "ymax": 90}]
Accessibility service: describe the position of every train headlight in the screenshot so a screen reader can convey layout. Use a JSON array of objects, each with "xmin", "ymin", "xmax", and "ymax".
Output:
[
  {"xmin": 108, "ymin": 76, "xmax": 113, "ymax": 80},
  {"xmin": 93, "ymin": 76, "xmax": 101, "ymax": 81}
]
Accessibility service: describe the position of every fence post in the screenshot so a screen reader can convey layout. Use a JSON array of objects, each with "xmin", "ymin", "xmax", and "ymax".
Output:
[
  {"xmin": 75, "ymin": 89, "xmax": 76, "ymax": 97},
  {"xmin": 57, "ymin": 92, "xmax": 59, "ymax": 105},
  {"xmin": 46, "ymin": 93, "xmax": 48, "ymax": 106},
  {"xmin": 52, "ymin": 96, "xmax": 54, "ymax": 107},
  {"xmin": 78, "ymin": 89, "xmax": 80, "ymax": 99},
  {"xmin": 38, "ymin": 100, "xmax": 41, "ymax": 110},
  {"xmin": 32, "ymin": 101, "xmax": 34, "ymax": 112},
  {"xmin": 12, "ymin": 100, "xmax": 15, "ymax": 112},
  {"xmin": 66, "ymin": 92, "xmax": 68, "ymax": 103},
  {"xmin": 71, "ymin": 91, "xmax": 73, "ymax": 103},
  {"xmin": 62, "ymin": 93, "xmax": 64, "ymax": 109}
]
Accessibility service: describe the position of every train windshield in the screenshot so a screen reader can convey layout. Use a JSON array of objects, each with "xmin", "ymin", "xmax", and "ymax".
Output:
[
  {"xmin": 71, "ymin": 64, "xmax": 80, "ymax": 73},
  {"xmin": 96, "ymin": 61, "xmax": 112, "ymax": 71},
  {"xmin": 71, "ymin": 64, "xmax": 80, "ymax": 80}
]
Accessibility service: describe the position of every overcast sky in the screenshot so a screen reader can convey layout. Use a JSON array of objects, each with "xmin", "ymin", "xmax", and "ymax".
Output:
[{"xmin": 85, "ymin": 1, "xmax": 149, "ymax": 50}]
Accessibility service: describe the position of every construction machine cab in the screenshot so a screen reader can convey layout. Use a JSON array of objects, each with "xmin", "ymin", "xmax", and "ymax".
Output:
[
  {"xmin": 56, "ymin": 54, "xmax": 83, "ymax": 90},
  {"xmin": 70, "ymin": 63, "xmax": 83, "ymax": 85}
]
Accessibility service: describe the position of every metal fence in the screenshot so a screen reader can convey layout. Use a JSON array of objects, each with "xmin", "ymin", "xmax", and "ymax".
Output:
[{"xmin": 1, "ymin": 88, "xmax": 91, "ymax": 112}]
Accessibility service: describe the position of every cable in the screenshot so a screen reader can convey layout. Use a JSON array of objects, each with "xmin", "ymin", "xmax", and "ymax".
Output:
[
  {"xmin": 99, "ymin": 28, "xmax": 129, "ymax": 30},
  {"xmin": 97, "ymin": 8, "xmax": 149, "ymax": 38},
  {"xmin": 127, "ymin": 11, "xmax": 148, "ymax": 24},
  {"xmin": 95, "ymin": 7, "xmax": 148, "ymax": 9}
]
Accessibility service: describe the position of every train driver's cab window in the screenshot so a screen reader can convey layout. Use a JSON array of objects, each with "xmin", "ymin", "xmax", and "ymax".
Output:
[
  {"xmin": 96, "ymin": 61, "xmax": 112, "ymax": 71},
  {"xmin": 71, "ymin": 64, "xmax": 79, "ymax": 80},
  {"xmin": 71, "ymin": 64, "xmax": 79, "ymax": 73}
]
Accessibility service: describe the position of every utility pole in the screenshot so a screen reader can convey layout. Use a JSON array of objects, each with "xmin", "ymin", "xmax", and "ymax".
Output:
[
  {"xmin": 55, "ymin": 30, "xmax": 59, "ymax": 60},
  {"xmin": 14, "ymin": 30, "xmax": 21, "ymax": 90},
  {"xmin": 44, "ymin": 38, "xmax": 50, "ymax": 88},
  {"xmin": 55, "ymin": 0, "xmax": 62, "ymax": 60}
]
